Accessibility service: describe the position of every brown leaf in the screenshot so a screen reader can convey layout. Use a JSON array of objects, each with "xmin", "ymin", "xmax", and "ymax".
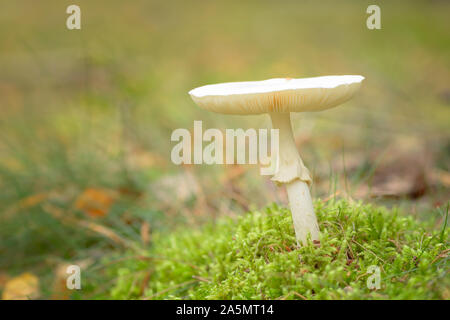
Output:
[
  {"xmin": 75, "ymin": 188, "xmax": 114, "ymax": 218},
  {"xmin": 2, "ymin": 273, "xmax": 39, "ymax": 300}
]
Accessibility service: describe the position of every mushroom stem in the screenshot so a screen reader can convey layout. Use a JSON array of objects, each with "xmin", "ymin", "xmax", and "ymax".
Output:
[
  {"xmin": 269, "ymin": 112, "xmax": 319, "ymax": 245},
  {"xmin": 286, "ymin": 179, "xmax": 319, "ymax": 245}
]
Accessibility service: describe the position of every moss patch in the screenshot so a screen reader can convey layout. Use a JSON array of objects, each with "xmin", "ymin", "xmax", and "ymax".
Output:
[{"xmin": 108, "ymin": 200, "xmax": 449, "ymax": 300}]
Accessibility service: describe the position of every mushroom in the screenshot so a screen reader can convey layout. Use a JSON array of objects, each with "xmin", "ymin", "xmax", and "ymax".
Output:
[{"xmin": 189, "ymin": 75, "xmax": 364, "ymax": 245}]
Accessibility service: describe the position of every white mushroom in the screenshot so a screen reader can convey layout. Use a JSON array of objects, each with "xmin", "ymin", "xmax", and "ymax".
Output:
[{"xmin": 189, "ymin": 75, "xmax": 364, "ymax": 245}]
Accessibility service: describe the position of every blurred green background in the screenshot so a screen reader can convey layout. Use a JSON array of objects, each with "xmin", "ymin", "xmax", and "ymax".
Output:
[{"xmin": 0, "ymin": 0, "xmax": 448, "ymax": 299}]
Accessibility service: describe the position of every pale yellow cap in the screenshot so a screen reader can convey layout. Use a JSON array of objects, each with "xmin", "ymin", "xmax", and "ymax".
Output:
[{"xmin": 189, "ymin": 75, "xmax": 364, "ymax": 115}]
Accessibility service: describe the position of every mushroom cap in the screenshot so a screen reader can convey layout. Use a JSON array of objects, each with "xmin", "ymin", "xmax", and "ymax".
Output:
[{"xmin": 189, "ymin": 75, "xmax": 364, "ymax": 115}]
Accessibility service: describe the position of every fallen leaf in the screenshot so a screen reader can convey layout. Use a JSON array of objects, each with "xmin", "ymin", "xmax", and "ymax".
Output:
[
  {"xmin": 2, "ymin": 273, "xmax": 39, "ymax": 300},
  {"xmin": 75, "ymin": 188, "xmax": 114, "ymax": 218}
]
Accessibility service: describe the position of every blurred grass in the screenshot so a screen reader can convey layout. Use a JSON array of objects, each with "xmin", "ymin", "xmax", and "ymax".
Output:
[{"xmin": 0, "ymin": 0, "xmax": 449, "ymax": 299}]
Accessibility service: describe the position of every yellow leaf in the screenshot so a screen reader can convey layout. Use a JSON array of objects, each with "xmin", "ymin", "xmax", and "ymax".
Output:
[{"xmin": 2, "ymin": 273, "xmax": 39, "ymax": 300}]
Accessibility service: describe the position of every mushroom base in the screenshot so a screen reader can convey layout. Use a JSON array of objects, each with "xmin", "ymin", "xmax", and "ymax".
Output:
[{"xmin": 286, "ymin": 179, "xmax": 320, "ymax": 245}]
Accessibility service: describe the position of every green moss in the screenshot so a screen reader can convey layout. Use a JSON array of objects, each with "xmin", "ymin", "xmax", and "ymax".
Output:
[{"xmin": 108, "ymin": 200, "xmax": 449, "ymax": 300}]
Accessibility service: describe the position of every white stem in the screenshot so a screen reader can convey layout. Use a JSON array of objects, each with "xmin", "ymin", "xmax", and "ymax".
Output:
[
  {"xmin": 286, "ymin": 179, "xmax": 319, "ymax": 245},
  {"xmin": 269, "ymin": 112, "xmax": 319, "ymax": 245}
]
